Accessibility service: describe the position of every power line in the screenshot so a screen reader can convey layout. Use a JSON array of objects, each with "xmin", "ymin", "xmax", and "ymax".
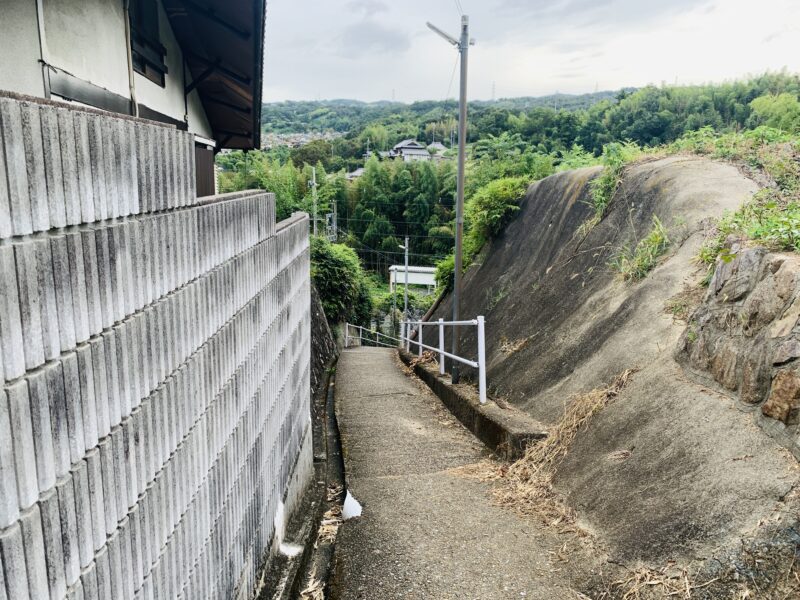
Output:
[
  {"xmin": 337, "ymin": 224, "xmax": 448, "ymax": 262},
  {"xmin": 339, "ymin": 224, "xmax": 454, "ymax": 240},
  {"xmin": 341, "ymin": 217, "xmax": 449, "ymax": 226},
  {"xmin": 444, "ymin": 53, "xmax": 459, "ymax": 105}
]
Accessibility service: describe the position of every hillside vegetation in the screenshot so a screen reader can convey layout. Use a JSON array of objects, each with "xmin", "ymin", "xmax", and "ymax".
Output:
[{"xmin": 219, "ymin": 73, "xmax": 800, "ymax": 330}]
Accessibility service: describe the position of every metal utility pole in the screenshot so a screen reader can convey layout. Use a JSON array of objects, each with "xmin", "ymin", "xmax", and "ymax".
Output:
[
  {"xmin": 391, "ymin": 269, "xmax": 397, "ymax": 336},
  {"xmin": 310, "ymin": 167, "xmax": 318, "ymax": 236},
  {"xmin": 428, "ymin": 15, "xmax": 472, "ymax": 382},
  {"xmin": 403, "ymin": 237, "xmax": 409, "ymax": 322},
  {"xmin": 332, "ymin": 197, "xmax": 338, "ymax": 240}
]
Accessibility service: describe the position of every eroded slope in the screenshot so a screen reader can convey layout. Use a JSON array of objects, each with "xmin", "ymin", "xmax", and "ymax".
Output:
[{"xmin": 433, "ymin": 156, "xmax": 799, "ymax": 577}]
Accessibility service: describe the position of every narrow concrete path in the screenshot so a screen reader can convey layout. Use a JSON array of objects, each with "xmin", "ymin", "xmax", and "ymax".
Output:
[{"xmin": 330, "ymin": 347, "xmax": 589, "ymax": 600}]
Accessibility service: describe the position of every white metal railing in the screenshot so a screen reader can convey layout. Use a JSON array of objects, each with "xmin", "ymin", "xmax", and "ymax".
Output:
[
  {"xmin": 343, "ymin": 323, "xmax": 402, "ymax": 349},
  {"xmin": 344, "ymin": 317, "xmax": 488, "ymax": 404},
  {"xmin": 401, "ymin": 316, "xmax": 487, "ymax": 405}
]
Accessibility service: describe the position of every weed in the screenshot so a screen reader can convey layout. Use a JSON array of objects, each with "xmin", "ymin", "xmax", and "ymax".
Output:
[
  {"xmin": 675, "ymin": 127, "xmax": 800, "ymax": 265},
  {"xmin": 664, "ymin": 285, "xmax": 704, "ymax": 321},
  {"xmin": 588, "ymin": 142, "xmax": 642, "ymax": 221},
  {"xmin": 487, "ymin": 284, "xmax": 509, "ymax": 310},
  {"xmin": 610, "ymin": 216, "xmax": 670, "ymax": 281}
]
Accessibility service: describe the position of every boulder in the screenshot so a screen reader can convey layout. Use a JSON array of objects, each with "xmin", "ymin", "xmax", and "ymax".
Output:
[
  {"xmin": 762, "ymin": 369, "xmax": 800, "ymax": 423},
  {"xmin": 711, "ymin": 247, "xmax": 767, "ymax": 303},
  {"xmin": 710, "ymin": 337, "xmax": 740, "ymax": 391}
]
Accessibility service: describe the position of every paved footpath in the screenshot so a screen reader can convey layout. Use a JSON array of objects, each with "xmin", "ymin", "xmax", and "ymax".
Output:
[{"xmin": 330, "ymin": 347, "xmax": 588, "ymax": 600}]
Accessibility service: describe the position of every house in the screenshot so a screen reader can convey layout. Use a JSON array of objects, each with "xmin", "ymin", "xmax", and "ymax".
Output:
[
  {"xmin": 389, "ymin": 139, "xmax": 431, "ymax": 162},
  {"xmin": 428, "ymin": 141, "xmax": 449, "ymax": 162},
  {"xmin": 0, "ymin": 0, "xmax": 266, "ymax": 196},
  {"xmin": 428, "ymin": 141, "xmax": 448, "ymax": 155}
]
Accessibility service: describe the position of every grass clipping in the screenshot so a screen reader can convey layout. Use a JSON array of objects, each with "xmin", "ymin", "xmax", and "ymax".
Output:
[{"xmin": 494, "ymin": 369, "xmax": 636, "ymax": 527}]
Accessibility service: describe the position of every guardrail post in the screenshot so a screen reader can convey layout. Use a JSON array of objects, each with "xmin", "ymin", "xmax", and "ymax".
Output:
[
  {"xmin": 345, "ymin": 324, "xmax": 349, "ymax": 348},
  {"xmin": 399, "ymin": 321, "xmax": 404, "ymax": 349},
  {"xmin": 376, "ymin": 329, "xmax": 379, "ymax": 346},
  {"xmin": 438, "ymin": 318, "xmax": 445, "ymax": 375},
  {"xmin": 477, "ymin": 315, "xmax": 487, "ymax": 404},
  {"xmin": 359, "ymin": 326, "xmax": 362, "ymax": 346},
  {"xmin": 406, "ymin": 322, "xmax": 411, "ymax": 352},
  {"xmin": 418, "ymin": 323, "xmax": 423, "ymax": 358}
]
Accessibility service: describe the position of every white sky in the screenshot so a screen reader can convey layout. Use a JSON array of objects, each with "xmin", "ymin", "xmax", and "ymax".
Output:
[{"xmin": 262, "ymin": 0, "xmax": 800, "ymax": 102}]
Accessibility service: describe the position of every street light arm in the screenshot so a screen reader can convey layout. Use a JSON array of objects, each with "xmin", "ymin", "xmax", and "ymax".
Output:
[{"xmin": 426, "ymin": 21, "xmax": 459, "ymax": 46}]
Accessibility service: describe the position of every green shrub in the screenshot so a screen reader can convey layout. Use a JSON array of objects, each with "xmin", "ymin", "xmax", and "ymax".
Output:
[
  {"xmin": 435, "ymin": 253, "xmax": 455, "ymax": 291},
  {"xmin": 675, "ymin": 127, "xmax": 800, "ymax": 267},
  {"xmin": 436, "ymin": 177, "xmax": 529, "ymax": 293},
  {"xmin": 310, "ymin": 236, "xmax": 372, "ymax": 325},
  {"xmin": 376, "ymin": 289, "xmax": 435, "ymax": 315},
  {"xmin": 589, "ymin": 142, "xmax": 642, "ymax": 219},
  {"xmin": 749, "ymin": 93, "xmax": 800, "ymax": 133},
  {"xmin": 465, "ymin": 176, "xmax": 529, "ymax": 246},
  {"xmin": 610, "ymin": 216, "xmax": 670, "ymax": 281}
]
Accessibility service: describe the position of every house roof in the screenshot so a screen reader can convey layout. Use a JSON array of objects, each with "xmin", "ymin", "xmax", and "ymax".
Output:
[
  {"xmin": 163, "ymin": 0, "xmax": 267, "ymax": 150},
  {"xmin": 393, "ymin": 139, "xmax": 426, "ymax": 150}
]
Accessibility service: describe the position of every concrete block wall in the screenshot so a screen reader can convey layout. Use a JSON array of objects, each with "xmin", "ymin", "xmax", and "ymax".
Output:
[{"xmin": 0, "ymin": 94, "xmax": 312, "ymax": 599}]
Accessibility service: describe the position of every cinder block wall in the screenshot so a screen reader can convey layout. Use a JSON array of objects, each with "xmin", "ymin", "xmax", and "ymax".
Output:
[{"xmin": 0, "ymin": 94, "xmax": 312, "ymax": 599}]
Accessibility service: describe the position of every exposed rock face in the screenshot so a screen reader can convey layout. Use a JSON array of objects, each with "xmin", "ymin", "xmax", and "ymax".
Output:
[{"xmin": 677, "ymin": 247, "xmax": 800, "ymax": 452}]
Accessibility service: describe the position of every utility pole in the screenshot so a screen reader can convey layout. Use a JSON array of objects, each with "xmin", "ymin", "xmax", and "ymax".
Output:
[
  {"xmin": 391, "ymin": 268, "xmax": 397, "ymax": 336},
  {"xmin": 332, "ymin": 197, "xmax": 337, "ymax": 241},
  {"xmin": 310, "ymin": 167, "xmax": 318, "ymax": 236},
  {"xmin": 428, "ymin": 15, "xmax": 472, "ymax": 382},
  {"xmin": 403, "ymin": 237, "xmax": 409, "ymax": 322}
]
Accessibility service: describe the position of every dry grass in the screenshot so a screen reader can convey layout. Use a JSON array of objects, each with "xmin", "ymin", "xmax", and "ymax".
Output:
[
  {"xmin": 299, "ymin": 577, "xmax": 325, "ymax": 600},
  {"xmin": 315, "ymin": 505, "xmax": 342, "ymax": 548},
  {"xmin": 499, "ymin": 335, "xmax": 532, "ymax": 355},
  {"xmin": 598, "ymin": 565, "xmax": 718, "ymax": 600},
  {"xmin": 492, "ymin": 369, "xmax": 636, "ymax": 527},
  {"xmin": 326, "ymin": 484, "xmax": 343, "ymax": 502},
  {"xmin": 402, "ymin": 350, "xmax": 438, "ymax": 374}
]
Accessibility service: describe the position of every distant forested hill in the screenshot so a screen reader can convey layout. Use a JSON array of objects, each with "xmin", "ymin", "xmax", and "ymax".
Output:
[{"xmin": 260, "ymin": 90, "xmax": 629, "ymax": 134}]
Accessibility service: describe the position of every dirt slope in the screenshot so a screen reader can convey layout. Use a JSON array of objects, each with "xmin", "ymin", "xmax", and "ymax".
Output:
[{"xmin": 432, "ymin": 156, "xmax": 799, "ymax": 574}]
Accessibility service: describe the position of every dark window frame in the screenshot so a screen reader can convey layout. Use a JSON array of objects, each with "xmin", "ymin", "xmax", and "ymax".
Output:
[{"xmin": 129, "ymin": 0, "xmax": 168, "ymax": 87}]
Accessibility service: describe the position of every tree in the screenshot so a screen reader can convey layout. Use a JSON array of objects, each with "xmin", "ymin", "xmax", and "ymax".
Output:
[
  {"xmin": 749, "ymin": 93, "xmax": 800, "ymax": 132},
  {"xmin": 290, "ymin": 139, "xmax": 332, "ymax": 169},
  {"xmin": 310, "ymin": 236, "xmax": 372, "ymax": 326}
]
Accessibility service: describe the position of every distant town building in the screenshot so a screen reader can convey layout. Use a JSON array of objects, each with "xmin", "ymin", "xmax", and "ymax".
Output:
[{"xmin": 262, "ymin": 130, "xmax": 343, "ymax": 150}]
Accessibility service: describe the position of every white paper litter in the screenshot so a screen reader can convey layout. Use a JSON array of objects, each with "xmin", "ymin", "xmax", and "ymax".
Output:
[{"xmin": 342, "ymin": 491, "xmax": 362, "ymax": 520}]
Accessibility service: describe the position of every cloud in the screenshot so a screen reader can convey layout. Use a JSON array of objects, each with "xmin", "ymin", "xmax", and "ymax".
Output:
[
  {"xmin": 482, "ymin": 0, "xmax": 715, "ymax": 43},
  {"xmin": 335, "ymin": 19, "xmax": 411, "ymax": 58},
  {"xmin": 347, "ymin": 0, "xmax": 389, "ymax": 17},
  {"xmin": 262, "ymin": 0, "xmax": 800, "ymax": 102}
]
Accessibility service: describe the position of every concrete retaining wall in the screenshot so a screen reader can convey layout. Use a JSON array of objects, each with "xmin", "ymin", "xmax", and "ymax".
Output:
[{"xmin": 0, "ymin": 95, "xmax": 312, "ymax": 599}]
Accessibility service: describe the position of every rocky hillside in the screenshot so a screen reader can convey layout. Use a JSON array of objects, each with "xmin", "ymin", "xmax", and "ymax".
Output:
[{"xmin": 432, "ymin": 156, "xmax": 800, "ymax": 594}]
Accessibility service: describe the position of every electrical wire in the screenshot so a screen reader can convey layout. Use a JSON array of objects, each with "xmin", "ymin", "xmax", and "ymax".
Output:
[{"xmin": 336, "ymin": 224, "xmax": 448, "ymax": 262}]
